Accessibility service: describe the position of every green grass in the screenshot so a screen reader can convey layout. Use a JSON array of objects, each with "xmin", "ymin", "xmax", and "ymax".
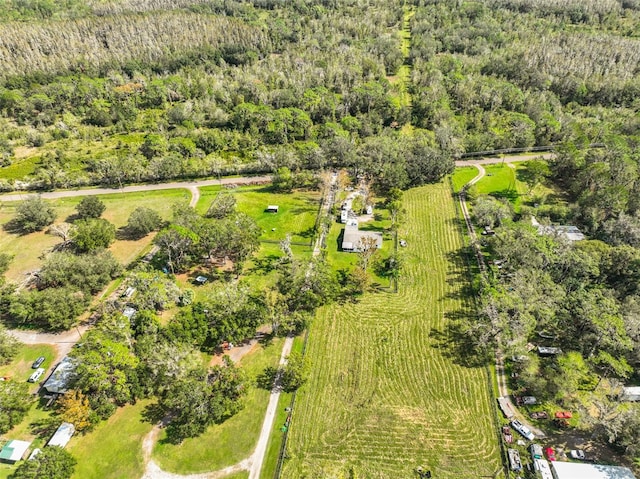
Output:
[
  {"xmin": 68, "ymin": 400, "xmax": 154, "ymax": 479},
  {"xmin": 0, "ymin": 344, "xmax": 57, "ymax": 385},
  {"xmin": 474, "ymin": 164, "xmax": 522, "ymax": 198},
  {"xmin": 281, "ymin": 182, "xmax": 501, "ymax": 478},
  {"xmin": 196, "ymin": 185, "xmax": 321, "ymax": 244},
  {"xmin": 451, "ymin": 166, "xmax": 480, "ymax": 192},
  {"xmin": 152, "ymin": 337, "xmax": 286, "ymax": 474},
  {"xmin": 0, "ymin": 189, "xmax": 186, "ymax": 282}
]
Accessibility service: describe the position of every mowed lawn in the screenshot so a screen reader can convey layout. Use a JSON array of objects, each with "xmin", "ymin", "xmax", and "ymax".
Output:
[
  {"xmin": 282, "ymin": 182, "xmax": 501, "ymax": 478},
  {"xmin": 196, "ymin": 185, "xmax": 321, "ymax": 244}
]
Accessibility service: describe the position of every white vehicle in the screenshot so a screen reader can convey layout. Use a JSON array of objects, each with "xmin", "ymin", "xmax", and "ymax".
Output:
[
  {"xmin": 28, "ymin": 368, "xmax": 45, "ymax": 383},
  {"xmin": 511, "ymin": 419, "xmax": 535, "ymax": 441},
  {"xmin": 569, "ymin": 449, "xmax": 586, "ymax": 460}
]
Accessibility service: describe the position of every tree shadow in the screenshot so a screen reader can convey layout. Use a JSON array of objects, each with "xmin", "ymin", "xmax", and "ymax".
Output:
[
  {"xmin": 64, "ymin": 213, "xmax": 80, "ymax": 224},
  {"xmin": 247, "ymin": 254, "xmax": 279, "ymax": 275},
  {"xmin": 141, "ymin": 401, "xmax": 166, "ymax": 425},
  {"xmin": 489, "ymin": 188, "xmax": 519, "ymax": 203},
  {"xmin": 430, "ymin": 319, "xmax": 493, "ymax": 368},
  {"xmin": 29, "ymin": 416, "xmax": 60, "ymax": 439},
  {"xmin": 296, "ymin": 225, "xmax": 316, "ymax": 239},
  {"xmin": 2, "ymin": 218, "xmax": 27, "ymax": 235}
]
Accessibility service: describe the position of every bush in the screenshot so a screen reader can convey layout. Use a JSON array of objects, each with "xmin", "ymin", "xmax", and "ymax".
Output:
[{"xmin": 75, "ymin": 196, "xmax": 106, "ymax": 219}]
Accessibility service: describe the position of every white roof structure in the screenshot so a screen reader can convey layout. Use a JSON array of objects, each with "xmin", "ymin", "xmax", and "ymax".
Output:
[
  {"xmin": 42, "ymin": 357, "xmax": 76, "ymax": 394},
  {"xmin": 552, "ymin": 461, "xmax": 637, "ymax": 479},
  {"xmin": 621, "ymin": 386, "xmax": 640, "ymax": 401},
  {"xmin": 532, "ymin": 216, "xmax": 585, "ymax": 241},
  {"xmin": 47, "ymin": 422, "xmax": 75, "ymax": 448},
  {"xmin": 534, "ymin": 458, "xmax": 553, "ymax": 479},
  {"xmin": 0, "ymin": 440, "xmax": 31, "ymax": 463},
  {"xmin": 341, "ymin": 223, "xmax": 383, "ymax": 252}
]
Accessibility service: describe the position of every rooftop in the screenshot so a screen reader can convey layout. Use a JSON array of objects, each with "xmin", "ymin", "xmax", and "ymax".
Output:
[
  {"xmin": 42, "ymin": 357, "xmax": 76, "ymax": 395},
  {"xmin": 552, "ymin": 461, "xmax": 637, "ymax": 479},
  {"xmin": 47, "ymin": 422, "xmax": 75, "ymax": 449},
  {"xmin": 0, "ymin": 440, "xmax": 31, "ymax": 463},
  {"xmin": 342, "ymin": 223, "xmax": 383, "ymax": 252}
]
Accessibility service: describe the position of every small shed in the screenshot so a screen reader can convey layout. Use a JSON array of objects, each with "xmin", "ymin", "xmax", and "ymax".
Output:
[
  {"xmin": 47, "ymin": 422, "xmax": 75, "ymax": 449},
  {"xmin": 194, "ymin": 276, "xmax": 208, "ymax": 285},
  {"xmin": 266, "ymin": 205, "xmax": 279, "ymax": 213},
  {"xmin": 621, "ymin": 386, "xmax": 640, "ymax": 402},
  {"xmin": 0, "ymin": 440, "xmax": 31, "ymax": 464}
]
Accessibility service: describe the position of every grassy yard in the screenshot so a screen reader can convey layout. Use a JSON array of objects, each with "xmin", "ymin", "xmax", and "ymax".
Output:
[
  {"xmin": 451, "ymin": 166, "xmax": 480, "ymax": 193},
  {"xmin": 0, "ymin": 189, "xmax": 186, "ymax": 282},
  {"xmin": 0, "ymin": 344, "xmax": 57, "ymax": 386},
  {"xmin": 68, "ymin": 400, "xmax": 154, "ymax": 479},
  {"xmin": 281, "ymin": 182, "xmax": 501, "ymax": 478},
  {"xmin": 152, "ymin": 337, "xmax": 286, "ymax": 474},
  {"xmin": 196, "ymin": 185, "xmax": 321, "ymax": 244}
]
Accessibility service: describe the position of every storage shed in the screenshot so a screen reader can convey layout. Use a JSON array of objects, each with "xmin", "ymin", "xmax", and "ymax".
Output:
[{"xmin": 266, "ymin": 205, "xmax": 279, "ymax": 213}]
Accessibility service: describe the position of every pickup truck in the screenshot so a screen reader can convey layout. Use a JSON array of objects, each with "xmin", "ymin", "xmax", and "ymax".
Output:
[{"xmin": 511, "ymin": 420, "xmax": 535, "ymax": 441}]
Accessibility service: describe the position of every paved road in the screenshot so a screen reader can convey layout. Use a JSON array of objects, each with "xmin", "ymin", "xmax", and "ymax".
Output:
[
  {"xmin": 456, "ymin": 153, "xmax": 554, "ymax": 167},
  {"xmin": 0, "ymin": 176, "xmax": 271, "ymax": 202}
]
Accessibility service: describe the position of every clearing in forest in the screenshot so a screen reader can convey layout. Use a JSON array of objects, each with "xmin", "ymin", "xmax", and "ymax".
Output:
[{"xmin": 282, "ymin": 182, "xmax": 501, "ymax": 478}]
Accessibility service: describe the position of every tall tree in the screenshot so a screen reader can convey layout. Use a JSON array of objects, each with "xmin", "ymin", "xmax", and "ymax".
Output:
[
  {"xmin": 10, "ymin": 446, "xmax": 76, "ymax": 479},
  {"xmin": 11, "ymin": 196, "xmax": 56, "ymax": 233},
  {"xmin": 75, "ymin": 196, "xmax": 106, "ymax": 219}
]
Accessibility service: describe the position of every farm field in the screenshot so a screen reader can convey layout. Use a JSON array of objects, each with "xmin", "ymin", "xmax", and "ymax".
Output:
[{"xmin": 281, "ymin": 182, "xmax": 501, "ymax": 478}]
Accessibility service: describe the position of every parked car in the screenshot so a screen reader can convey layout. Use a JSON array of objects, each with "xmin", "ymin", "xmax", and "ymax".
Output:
[
  {"xmin": 32, "ymin": 356, "xmax": 45, "ymax": 369},
  {"xmin": 511, "ymin": 420, "xmax": 535, "ymax": 441},
  {"xmin": 28, "ymin": 368, "xmax": 45, "ymax": 383},
  {"xmin": 545, "ymin": 447, "xmax": 556, "ymax": 461},
  {"xmin": 570, "ymin": 449, "xmax": 586, "ymax": 460},
  {"xmin": 530, "ymin": 411, "xmax": 548, "ymax": 420}
]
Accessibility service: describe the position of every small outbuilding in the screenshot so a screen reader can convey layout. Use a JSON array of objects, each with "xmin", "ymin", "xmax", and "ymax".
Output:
[
  {"xmin": 47, "ymin": 422, "xmax": 75, "ymax": 449},
  {"xmin": 194, "ymin": 275, "xmax": 208, "ymax": 285},
  {"xmin": 266, "ymin": 205, "xmax": 279, "ymax": 213},
  {"xmin": 0, "ymin": 440, "xmax": 31, "ymax": 464},
  {"xmin": 122, "ymin": 306, "xmax": 137, "ymax": 320}
]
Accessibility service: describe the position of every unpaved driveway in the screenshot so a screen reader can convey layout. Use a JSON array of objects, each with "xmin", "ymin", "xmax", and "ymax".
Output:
[{"xmin": 456, "ymin": 153, "xmax": 554, "ymax": 166}]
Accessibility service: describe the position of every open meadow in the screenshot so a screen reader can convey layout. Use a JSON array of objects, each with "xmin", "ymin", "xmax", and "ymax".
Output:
[
  {"xmin": 281, "ymin": 182, "xmax": 501, "ymax": 478},
  {"xmin": 0, "ymin": 189, "xmax": 188, "ymax": 282}
]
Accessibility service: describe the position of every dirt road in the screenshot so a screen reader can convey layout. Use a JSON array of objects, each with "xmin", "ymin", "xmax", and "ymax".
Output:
[{"xmin": 0, "ymin": 176, "xmax": 271, "ymax": 202}]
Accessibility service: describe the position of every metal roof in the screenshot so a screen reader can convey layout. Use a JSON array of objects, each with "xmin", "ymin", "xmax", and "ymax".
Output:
[{"xmin": 552, "ymin": 461, "xmax": 637, "ymax": 479}]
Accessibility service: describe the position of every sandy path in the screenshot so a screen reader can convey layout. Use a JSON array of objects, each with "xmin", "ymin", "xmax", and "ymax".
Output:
[{"xmin": 456, "ymin": 152, "xmax": 554, "ymax": 166}]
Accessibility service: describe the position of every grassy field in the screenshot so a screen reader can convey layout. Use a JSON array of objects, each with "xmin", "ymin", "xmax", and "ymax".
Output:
[
  {"xmin": 196, "ymin": 185, "xmax": 321, "ymax": 244},
  {"xmin": 281, "ymin": 182, "xmax": 501, "ymax": 478},
  {"xmin": 451, "ymin": 166, "xmax": 480, "ymax": 193},
  {"xmin": 68, "ymin": 400, "xmax": 154, "ymax": 479},
  {"xmin": 152, "ymin": 337, "xmax": 286, "ymax": 474},
  {"xmin": 0, "ymin": 189, "xmax": 186, "ymax": 282}
]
